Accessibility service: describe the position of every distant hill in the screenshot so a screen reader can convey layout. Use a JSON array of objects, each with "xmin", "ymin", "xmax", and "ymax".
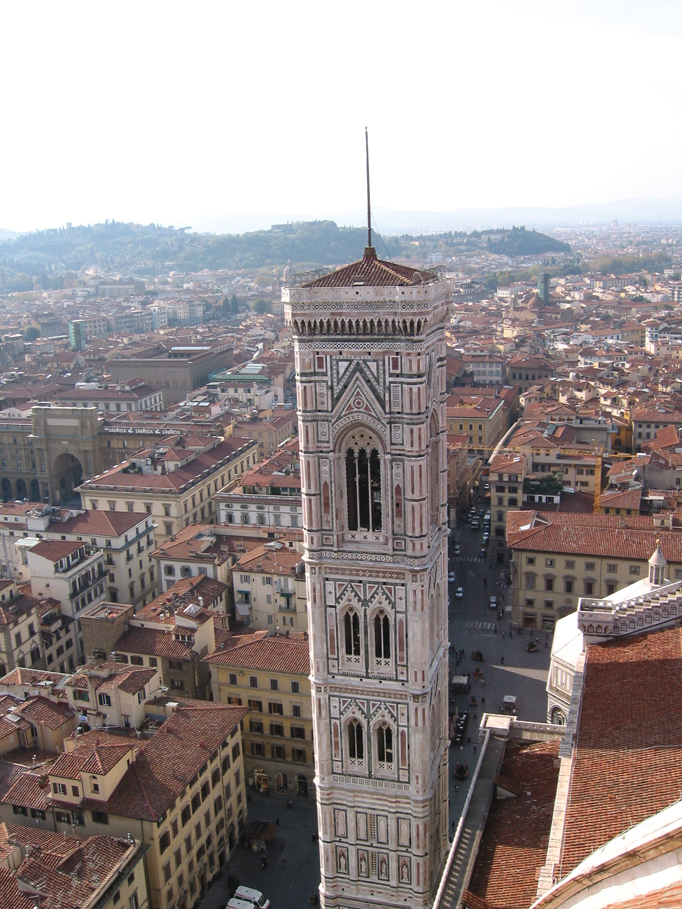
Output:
[{"xmin": 0, "ymin": 220, "xmax": 569, "ymax": 289}]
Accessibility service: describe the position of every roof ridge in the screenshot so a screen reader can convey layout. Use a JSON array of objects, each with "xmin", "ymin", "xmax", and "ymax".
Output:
[{"xmin": 130, "ymin": 758, "xmax": 156, "ymax": 820}]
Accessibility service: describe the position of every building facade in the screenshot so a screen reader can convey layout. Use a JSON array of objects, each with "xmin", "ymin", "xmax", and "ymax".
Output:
[{"xmin": 283, "ymin": 248, "xmax": 451, "ymax": 908}]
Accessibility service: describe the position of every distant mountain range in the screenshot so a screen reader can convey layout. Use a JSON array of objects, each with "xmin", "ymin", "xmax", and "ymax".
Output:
[{"xmin": 196, "ymin": 196, "xmax": 682, "ymax": 236}]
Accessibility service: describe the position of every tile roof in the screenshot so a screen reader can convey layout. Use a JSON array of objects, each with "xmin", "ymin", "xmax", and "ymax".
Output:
[
  {"xmin": 0, "ymin": 594, "xmax": 39, "ymax": 626},
  {"xmin": 0, "ymin": 866, "xmax": 34, "ymax": 909},
  {"xmin": 302, "ymin": 250, "xmax": 438, "ymax": 288},
  {"xmin": 113, "ymin": 626, "xmax": 195, "ymax": 660},
  {"xmin": 0, "ymin": 668, "xmax": 69, "ymax": 689},
  {"xmin": 559, "ymin": 625, "xmax": 682, "ymax": 877},
  {"xmin": 13, "ymin": 696, "xmax": 75, "ymax": 730},
  {"xmin": 54, "ymin": 509, "xmax": 149, "ymax": 537},
  {"xmin": 76, "ymin": 703, "xmax": 248, "ymax": 821},
  {"xmin": 204, "ymin": 633, "xmax": 310, "ymax": 674},
  {"xmin": 467, "ymin": 739, "xmax": 561, "ymax": 909},
  {"xmin": 3, "ymin": 771, "xmax": 50, "ymax": 810},
  {"xmin": 28, "ymin": 540, "xmax": 83, "ymax": 561},
  {"xmin": 507, "ymin": 510, "xmax": 682, "ymax": 561}
]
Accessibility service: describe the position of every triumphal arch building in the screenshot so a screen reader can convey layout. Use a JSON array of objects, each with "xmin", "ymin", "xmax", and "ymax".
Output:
[{"xmin": 284, "ymin": 243, "xmax": 452, "ymax": 908}]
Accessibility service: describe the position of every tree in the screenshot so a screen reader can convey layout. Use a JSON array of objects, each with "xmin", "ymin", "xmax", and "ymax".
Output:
[
  {"xmin": 24, "ymin": 326, "xmax": 40, "ymax": 341},
  {"xmin": 252, "ymin": 299, "xmax": 271, "ymax": 315},
  {"xmin": 231, "ymin": 294, "xmax": 239, "ymax": 314}
]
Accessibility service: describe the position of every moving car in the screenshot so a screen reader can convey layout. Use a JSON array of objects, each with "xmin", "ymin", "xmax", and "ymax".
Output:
[
  {"xmin": 455, "ymin": 587, "xmax": 464, "ymax": 599},
  {"xmin": 454, "ymin": 543, "xmax": 460, "ymax": 555},
  {"xmin": 448, "ymin": 571, "xmax": 456, "ymax": 583},
  {"xmin": 488, "ymin": 595, "xmax": 497, "ymax": 609},
  {"xmin": 480, "ymin": 548, "xmax": 486, "ymax": 558}
]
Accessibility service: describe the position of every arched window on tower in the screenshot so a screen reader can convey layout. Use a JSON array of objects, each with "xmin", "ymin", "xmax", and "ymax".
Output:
[
  {"xmin": 429, "ymin": 414, "xmax": 440, "ymax": 528},
  {"xmin": 374, "ymin": 611, "xmax": 390, "ymax": 661},
  {"xmin": 376, "ymin": 723, "xmax": 394, "ymax": 769},
  {"xmin": 345, "ymin": 437, "xmax": 382, "ymax": 532},
  {"xmin": 344, "ymin": 610, "xmax": 361, "ymax": 662},
  {"xmin": 347, "ymin": 719, "xmax": 364, "ymax": 765}
]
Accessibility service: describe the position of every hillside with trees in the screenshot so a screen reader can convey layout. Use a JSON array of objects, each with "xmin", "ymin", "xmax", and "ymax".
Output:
[{"xmin": 0, "ymin": 220, "xmax": 570, "ymax": 290}]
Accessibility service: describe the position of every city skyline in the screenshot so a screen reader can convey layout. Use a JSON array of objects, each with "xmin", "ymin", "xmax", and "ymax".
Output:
[{"xmin": 2, "ymin": 1, "xmax": 682, "ymax": 233}]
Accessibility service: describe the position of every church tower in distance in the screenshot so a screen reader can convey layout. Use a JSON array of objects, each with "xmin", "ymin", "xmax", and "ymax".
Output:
[{"xmin": 283, "ymin": 242, "xmax": 452, "ymax": 909}]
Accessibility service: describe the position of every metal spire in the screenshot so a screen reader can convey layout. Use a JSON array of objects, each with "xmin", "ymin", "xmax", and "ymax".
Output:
[{"xmin": 365, "ymin": 127, "xmax": 375, "ymax": 257}]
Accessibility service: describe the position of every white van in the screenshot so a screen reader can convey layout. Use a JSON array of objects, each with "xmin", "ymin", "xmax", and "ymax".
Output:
[
  {"xmin": 234, "ymin": 886, "xmax": 271, "ymax": 909},
  {"xmin": 227, "ymin": 899, "xmax": 254, "ymax": 909}
]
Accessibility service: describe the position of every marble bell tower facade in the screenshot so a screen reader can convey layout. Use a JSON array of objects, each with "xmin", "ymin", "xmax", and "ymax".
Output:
[{"xmin": 283, "ymin": 245, "xmax": 452, "ymax": 909}]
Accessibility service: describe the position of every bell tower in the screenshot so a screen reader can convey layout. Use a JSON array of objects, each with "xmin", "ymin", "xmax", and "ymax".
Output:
[{"xmin": 284, "ymin": 228, "xmax": 452, "ymax": 907}]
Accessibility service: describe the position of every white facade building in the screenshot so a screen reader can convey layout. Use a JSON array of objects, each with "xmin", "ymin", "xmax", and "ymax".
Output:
[{"xmin": 284, "ymin": 246, "xmax": 451, "ymax": 908}]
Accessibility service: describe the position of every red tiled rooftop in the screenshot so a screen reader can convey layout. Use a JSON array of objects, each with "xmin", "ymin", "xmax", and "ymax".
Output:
[
  {"xmin": 559, "ymin": 624, "xmax": 682, "ymax": 877},
  {"xmin": 468, "ymin": 739, "xmax": 561, "ymax": 909},
  {"xmin": 204, "ymin": 633, "xmax": 310, "ymax": 674}
]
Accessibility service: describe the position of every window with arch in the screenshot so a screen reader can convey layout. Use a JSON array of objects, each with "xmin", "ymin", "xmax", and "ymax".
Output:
[
  {"xmin": 373, "ymin": 610, "xmax": 391, "ymax": 666},
  {"xmin": 344, "ymin": 430, "xmax": 383, "ymax": 531},
  {"xmin": 376, "ymin": 722, "xmax": 394, "ymax": 770},
  {"xmin": 346, "ymin": 719, "xmax": 364, "ymax": 767},
  {"xmin": 429, "ymin": 414, "xmax": 440, "ymax": 528},
  {"xmin": 344, "ymin": 610, "xmax": 361, "ymax": 664}
]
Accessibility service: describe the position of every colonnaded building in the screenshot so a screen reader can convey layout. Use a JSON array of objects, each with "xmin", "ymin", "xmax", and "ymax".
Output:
[{"xmin": 284, "ymin": 243, "xmax": 452, "ymax": 908}]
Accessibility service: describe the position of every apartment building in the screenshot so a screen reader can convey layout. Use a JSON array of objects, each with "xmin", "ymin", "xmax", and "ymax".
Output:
[
  {"xmin": 232, "ymin": 541, "xmax": 306, "ymax": 632},
  {"xmin": 205, "ymin": 632, "xmax": 313, "ymax": 797},
  {"xmin": 79, "ymin": 436, "xmax": 261, "ymax": 543},
  {"xmin": 633, "ymin": 405, "xmax": 682, "ymax": 450},
  {"xmin": 64, "ymin": 660, "xmax": 161, "ymax": 732},
  {"xmin": 446, "ymin": 394, "xmax": 506, "ymax": 457},
  {"xmin": 152, "ymin": 525, "xmax": 231, "ymax": 593},
  {"xmin": 0, "ymin": 580, "xmax": 44, "ymax": 677},
  {"xmin": 26, "ymin": 507, "xmax": 158, "ymax": 609},
  {"xmin": 0, "ymin": 690, "xmax": 76, "ymax": 752},
  {"xmin": 488, "ymin": 452, "xmax": 527, "ymax": 554},
  {"xmin": 507, "ymin": 510, "xmax": 682, "ymax": 631},
  {"xmin": 0, "ymin": 823, "xmax": 150, "ymax": 909},
  {"xmin": 26, "ymin": 540, "xmax": 106, "ymax": 660},
  {"xmin": 461, "ymin": 353, "xmax": 506, "ymax": 385},
  {"xmin": 506, "ymin": 356, "xmax": 554, "ymax": 391},
  {"xmin": 0, "ymin": 701, "xmax": 249, "ymax": 909},
  {"xmin": 81, "ymin": 584, "xmax": 224, "ymax": 699},
  {"xmin": 215, "ymin": 438, "xmax": 301, "ymax": 533},
  {"xmin": 231, "ymin": 410, "xmax": 296, "ymax": 457},
  {"xmin": 54, "ymin": 378, "xmax": 165, "ymax": 413},
  {"xmin": 37, "ymin": 597, "xmax": 78, "ymax": 673}
]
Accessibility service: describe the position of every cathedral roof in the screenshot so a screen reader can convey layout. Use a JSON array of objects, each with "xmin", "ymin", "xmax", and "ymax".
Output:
[{"xmin": 302, "ymin": 248, "xmax": 439, "ymax": 289}]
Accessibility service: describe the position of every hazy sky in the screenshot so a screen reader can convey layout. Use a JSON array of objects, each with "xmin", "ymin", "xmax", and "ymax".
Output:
[{"xmin": 2, "ymin": 1, "xmax": 682, "ymax": 233}]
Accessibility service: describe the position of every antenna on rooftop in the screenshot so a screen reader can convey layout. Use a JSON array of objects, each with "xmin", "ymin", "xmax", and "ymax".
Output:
[{"xmin": 365, "ymin": 127, "xmax": 375, "ymax": 258}]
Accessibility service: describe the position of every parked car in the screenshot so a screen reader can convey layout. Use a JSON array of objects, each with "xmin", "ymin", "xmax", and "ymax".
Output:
[
  {"xmin": 448, "ymin": 571, "xmax": 455, "ymax": 583},
  {"xmin": 501, "ymin": 695, "xmax": 517, "ymax": 714},
  {"xmin": 488, "ymin": 595, "xmax": 497, "ymax": 609},
  {"xmin": 454, "ymin": 543, "xmax": 460, "ymax": 555},
  {"xmin": 479, "ymin": 548, "xmax": 486, "ymax": 558},
  {"xmin": 482, "ymin": 533, "xmax": 489, "ymax": 544},
  {"xmin": 455, "ymin": 587, "xmax": 464, "ymax": 599},
  {"xmin": 233, "ymin": 888, "xmax": 271, "ymax": 909}
]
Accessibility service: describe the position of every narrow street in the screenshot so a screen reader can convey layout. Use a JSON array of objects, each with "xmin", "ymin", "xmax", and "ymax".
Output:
[{"xmin": 446, "ymin": 508, "xmax": 552, "ymax": 830}]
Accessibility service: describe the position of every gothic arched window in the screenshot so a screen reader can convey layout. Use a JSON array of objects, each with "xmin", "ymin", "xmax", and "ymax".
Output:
[
  {"xmin": 344, "ymin": 610, "xmax": 361, "ymax": 658},
  {"xmin": 348, "ymin": 720, "xmax": 364, "ymax": 761},
  {"xmin": 374, "ymin": 611, "xmax": 390, "ymax": 660},
  {"xmin": 345, "ymin": 431, "xmax": 383, "ymax": 532},
  {"xmin": 376, "ymin": 723, "xmax": 394, "ymax": 768}
]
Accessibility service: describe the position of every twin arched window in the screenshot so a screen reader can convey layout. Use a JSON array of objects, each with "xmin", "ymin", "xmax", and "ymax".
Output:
[
  {"xmin": 346, "ymin": 444, "xmax": 382, "ymax": 531},
  {"xmin": 345, "ymin": 719, "xmax": 395, "ymax": 771}
]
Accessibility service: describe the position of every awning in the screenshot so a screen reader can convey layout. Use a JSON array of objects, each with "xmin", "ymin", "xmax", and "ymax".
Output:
[{"xmin": 235, "ymin": 602, "xmax": 251, "ymax": 616}]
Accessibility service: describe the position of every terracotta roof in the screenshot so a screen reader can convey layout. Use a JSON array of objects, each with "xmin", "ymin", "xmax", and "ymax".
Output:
[
  {"xmin": 0, "ymin": 867, "xmax": 34, "ymax": 909},
  {"xmin": 302, "ymin": 250, "xmax": 438, "ymax": 288},
  {"xmin": 467, "ymin": 739, "xmax": 560, "ymax": 909},
  {"xmin": 3, "ymin": 771, "xmax": 50, "ymax": 810},
  {"xmin": 0, "ymin": 594, "xmax": 39, "ymax": 626},
  {"xmin": 13, "ymin": 695, "xmax": 75, "ymax": 730},
  {"xmin": 28, "ymin": 540, "xmax": 83, "ymax": 561},
  {"xmin": 559, "ymin": 625, "xmax": 682, "ymax": 877},
  {"xmin": 0, "ymin": 668, "xmax": 69, "ymax": 689},
  {"xmin": 76, "ymin": 704, "xmax": 248, "ymax": 821},
  {"xmin": 204, "ymin": 633, "xmax": 310, "ymax": 674},
  {"xmin": 113, "ymin": 626, "xmax": 195, "ymax": 660},
  {"xmin": 0, "ymin": 762, "xmax": 28, "ymax": 801},
  {"xmin": 507, "ymin": 510, "xmax": 682, "ymax": 562},
  {"xmin": 54, "ymin": 509, "xmax": 150, "ymax": 537}
]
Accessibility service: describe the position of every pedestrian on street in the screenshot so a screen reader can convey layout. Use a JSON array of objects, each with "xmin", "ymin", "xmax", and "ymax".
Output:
[
  {"xmin": 262, "ymin": 856, "xmax": 268, "ymax": 870},
  {"xmin": 500, "ymin": 656, "xmax": 504, "ymax": 665}
]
